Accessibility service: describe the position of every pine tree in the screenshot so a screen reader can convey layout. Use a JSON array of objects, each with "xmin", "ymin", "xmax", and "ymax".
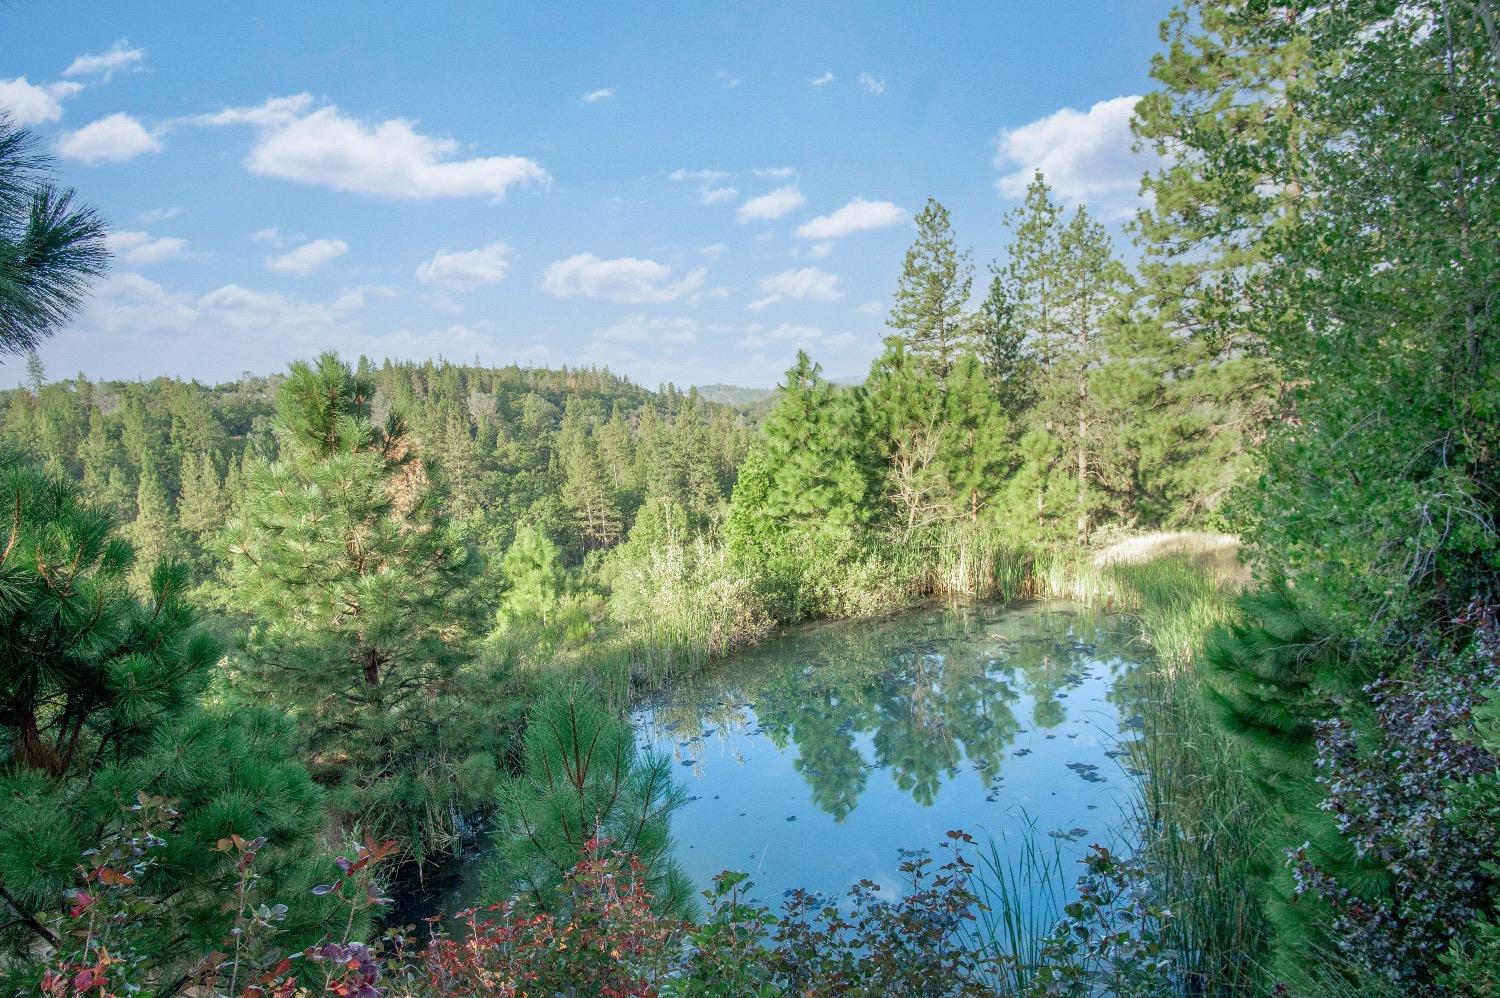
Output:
[
  {"xmin": 887, "ymin": 197, "xmax": 975, "ymax": 377},
  {"xmin": 495, "ymin": 524, "xmax": 566, "ymax": 633},
  {"xmin": 484, "ymin": 681, "xmax": 691, "ymax": 915},
  {"xmin": 126, "ymin": 457, "xmax": 186, "ymax": 590},
  {"xmin": 23, "ymin": 350, "xmax": 43, "ymax": 394},
  {"xmin": 1127, "ymin": 0, "xmax": 1318, "ymax": 522},
  {"xmin": 939, "ymin": 353, "xmax": 1013, "ymax": 523},
  {"xmin": 220, "ymin": 353, "xmax": 487, "ymax": 864},
  {"xmin": 0, "ymin": 449, "xmax": 331, "ymax": 964},
  {"xmin": 995, "ymin": 174, "xmax": 1126, "ymax": 542},
  {"xmin": 728, "ymin": 352, "xmax": 870, "ymax": 556},
  {"xmin": 559, "ymin": 417, "xmax": 624, "ymax": 552},
  {"xmin": 1203, "ymin": 584, "xmax": 1375, "ymax": 978},
  {"xmin": 0, "ymin": 118, "xmax": 109, "ymax": 356},
  {"xmin": 861, "ymin": 342, "xmax": 953, "ymax": 540}
]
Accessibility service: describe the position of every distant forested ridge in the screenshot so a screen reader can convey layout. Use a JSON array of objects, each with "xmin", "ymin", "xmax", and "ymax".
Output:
[{"xmin": 1, "ymin": 358, "xmax": 755, "ymax": 580}]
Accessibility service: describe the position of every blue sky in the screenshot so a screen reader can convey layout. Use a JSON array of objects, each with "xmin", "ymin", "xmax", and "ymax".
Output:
[{"xmin": 4, "ymin": 1, "xmax": 1171, "ymax": 388}]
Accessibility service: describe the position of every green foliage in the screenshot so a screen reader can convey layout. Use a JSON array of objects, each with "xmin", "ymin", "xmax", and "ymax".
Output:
[
  {"xmin": 496, "ymin": 523, "xmax": 567, "ymax": 631},
  {"xmin": 888, "ymin": 196, "xmax": 975, "ymax": 376},
  {"xmin": 0, "ymin": 450, "xmax": 332, "ymax": 964},
  {"xmin": 484, "ymin": 681, "xmax": 692, "ymax": 916},
  {"xmin": 219, "ymin": 353, "xmax": 497, "ymax": 866},
  {"xmin": 0, "ymin": 449, "xmax": 207, "ymax": 776},
  {"xmin": 0, "ymin": 116, "xmax": 109, "ymax": 356},
  {"xmin": 604, "ymin": 497, "xmax": 772, "ymax": 673}
]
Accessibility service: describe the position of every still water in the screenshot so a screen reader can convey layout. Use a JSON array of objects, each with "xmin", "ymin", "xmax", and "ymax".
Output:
[
  {"xmin": 393, "ymin": 598, "xmax": 1147, "ymax": 923},
  {"xmin": 633, "ymin": 598, "xmax": 1147, "ymax": 905}
]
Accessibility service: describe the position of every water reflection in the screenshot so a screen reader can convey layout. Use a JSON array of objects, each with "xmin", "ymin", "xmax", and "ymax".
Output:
[{"xmin": 640, "ymin": 600, "xmax": 1141, "ymax": 821}]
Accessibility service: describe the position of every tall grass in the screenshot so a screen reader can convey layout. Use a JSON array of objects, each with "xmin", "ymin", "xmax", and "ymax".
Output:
[
  {"xmin": 1108, "ymin": 553, "xmax": 1270, "ymax": 996},
  {"xmin": 964, "ymin": 816, "xmax": 1074, "ymax": 993}
]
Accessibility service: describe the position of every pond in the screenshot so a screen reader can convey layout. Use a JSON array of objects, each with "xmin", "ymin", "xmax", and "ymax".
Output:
[
  {"xmin": 636, "ymin": 598, "xmax": 1147, "ymax": 908},
  {"xmin": 394, "ymin": 598, "xmax": 1148, "ymax": 924}
]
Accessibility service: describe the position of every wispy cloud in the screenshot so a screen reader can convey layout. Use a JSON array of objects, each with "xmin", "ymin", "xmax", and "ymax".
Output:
[
  {"xmin": 106, "ymin": 230, "xmax": 187, "ymax": 265},
  {"xmin": 737, "ymin": 185, "xmax": 805, "ymax": 223},
  {"xmin": 264, "ymin": 238, "xmax": 349, "ymax": 276},
  {"xmin": 542, "ymin": 253, "xmax": 706, "ymax": 303},
  {"xmin": 748, "ymin": 266, "xmax": 842, "ymax": 309},
  {"xmin": 64, "ymin": 39, "xmax": 145, "ymax": 80},
  {"xmin": 858, "ymin": 72, "xmax": 885, "ymax": 95},
  {"xmin": 415, "ymin": 241, "xmax": 512, "ymax": 290},
  {"xmin": 809, "ymin": 71, "xmax": 835, "ymax": 87},
  {"xmin": 669, "ymin": 168, "xmax": 739, "ymax": 207},
  {"xmin": 137, "ymin": 207, "xmax": 185, "ymax": 224},
  {"xmin": 582, "ymin": 87, "xmax": 615, "ymax": 103}
]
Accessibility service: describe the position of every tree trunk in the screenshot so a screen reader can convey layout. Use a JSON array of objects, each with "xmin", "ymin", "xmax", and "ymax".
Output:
[{"xmin": 15, "ymin": 711, "xmax": 63, "ymax": 777}]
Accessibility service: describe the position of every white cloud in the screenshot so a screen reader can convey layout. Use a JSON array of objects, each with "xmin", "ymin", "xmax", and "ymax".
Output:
[
  {"xmin": 595, "ymin": 313, "xmax": 700, "ymax": 344},
  {"xmin": 749, "ymin": 267, "xmax": 842, "ymax": 309},
  {"xmin": 993, "ymin": 95, "xmax": 1158, "ymax": 219},
  {"xmin": 542, "ymin": 253, "xmax": 706, "ymax": 303},
  {"xmin": 331, "ymin": 284, "xmax": 398, "ymax": 311},
  {"xmin": 137, "ymin": 207, "xmax": 184, "ymax": 224},
  {"xmin": 856, "ymin": 300, "xmax": 884, "ymax": 317},
  {"xmin": 197, "ymin": 93, "xmax": 548, "ymax": 201},
  {"xmin": 795, "ymin": 197, "xmax": 906, "ymax": 239},
  {"xmin": 807, "ymin": 241, "xmax": 834, "ymax": 259},
  {"xmin": 699, "ymin": 185, "xmax": 738, "ymax": 205},
  {"xmin": 669, "ymin": 169, "xmax": 738, "ymax": 206},
  {"xmin": 740, "ymin": 321, "xmax": 824, "ymax": 347},
  {"xmin": 753, "ymin": 166, "xmax": 796, "ymax": 179},
  {"xmin": 809, "ymin": 72, "xmax": 834, "ymax": 87},
  {"xmin": 64, "ymin": 40, "xmax": 146, "ymax": 80},
  {"xmin": 669, "ymin": 168, "xmax": 729, "ymax": 183},
  {"xmin": 858, "ymin": 72, "xmax": 886, "ymax": 95},
  {"xmin": 415, "ymin": 241, "xmax": 512, "ymax": 290},
  {"xmin": 737, "ymin": 185, "xmax": 805, "ymax": 223},
  {"xmin": 698, "ymin": 243, "xmax": 729, "ymax": 259},
  {"xmin": 264, "ymin": 238, "xmax": 349, "ymax": 276},
  {"xmin": 716, "ymin": 70, "xmax": 742, "ymax": 89},
  {"xmin": 249, "ymin": 226, "xmax": 280, "ymax": 242},
  {"xmin": 106, "ymin": 230, "xmax": 187, "ymax": 264},
  {"xmin": 56, "ymin": 113, "xmax": 163, "ymax": 164},
  {"xmin": 0, "ymin": 77, "xmax": 84, "ymax": 125},
  {"xmin": 582, "ymin": 87, "xmax": 615, "ymax": 103},
  {"xmin": 56, "ymin": 272, "xmax": 502, "ymax": 379}
]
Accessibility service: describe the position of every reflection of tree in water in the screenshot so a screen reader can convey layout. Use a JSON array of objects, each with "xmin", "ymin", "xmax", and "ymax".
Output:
[{"xmin": 642, "ymin": 601, "xmax": 1140, "ymax": 819}]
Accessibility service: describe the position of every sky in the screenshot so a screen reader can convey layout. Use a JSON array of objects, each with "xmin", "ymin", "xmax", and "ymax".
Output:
[{"xmin": 3, "ymin": 1, "xmax": 1172, "ymax": 389}]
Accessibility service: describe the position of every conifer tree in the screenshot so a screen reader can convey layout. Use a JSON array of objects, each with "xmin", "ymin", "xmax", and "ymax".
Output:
[
  {"xmin": 559, "ymin": 419, "xmax": 624, "ymax": 552},
  {"xmin": 995, "ymin": 174, "xmax": 1126, "ymax": 542},
  {"xmin": 126, "ymin": 457, "xmax": 186, "ymax": 590},
  {"xmin": 496, "ymin": 524, "xmax": 566, "ymax": 633},
  {"xmin": 939, "ymin": 353, "xmax": 1013, "ymax": 522},
  {"xmin": 0, "ymin": 117, "xmax": 108, "ymax": 357},
  {"xmin": 220, "ymin": 353, "xmax": 487, "ymax": 863},
  {"xmin": 0, "ymin": 449, "xmax": 331, "ymax": 962},
  {"xmin": 484, "ymin": 681, "xmax": 691, "ymax": 915},
  {"xmin": 23, "ymin": 350, "xmax": 43, "ymax": 395},
  {"xmin": 861, "ymin": 342, "xmax": 953, "ymax": 540},
  {"xmin": 1127, "ymin": 0, "xmax": 1318, "ymax": 521},
  {"xmin": 887, "ymin": 197, "xmax": 975, "ymax": 377},
  {"xmin": 1203, "ymin": 584, "xmax": 1376, "ymax": 979},
  {"xmin": 728, "ymin": 352, "xmax": 869, "ymax": 558}
]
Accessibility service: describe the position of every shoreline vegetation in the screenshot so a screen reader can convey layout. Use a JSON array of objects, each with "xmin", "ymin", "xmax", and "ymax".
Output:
[{"xmin": 3, "ymin": 0, "xmax": 1497, "ymax": 993}]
